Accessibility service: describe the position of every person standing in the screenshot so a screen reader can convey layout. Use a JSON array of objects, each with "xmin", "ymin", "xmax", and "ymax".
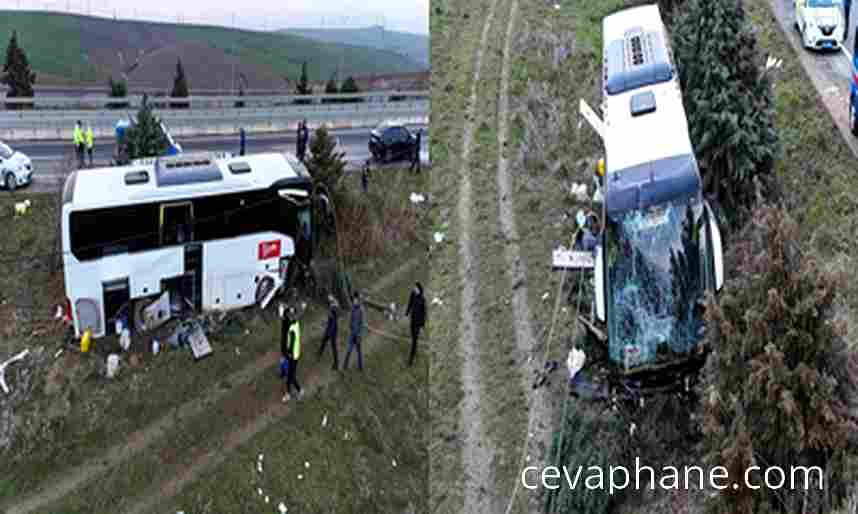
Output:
[
  {"xmin": 280, "ymin": 305, "xmax": 292, "ymax": 402},
  {"xmin": 299, "ymin": 119, "xmax": 310, "ymax": 162},
  {"xmin": 361, "ymin": 161, "xmax": 370, "ymax": 193},
  {"xmin": 85, "ymin": 123, "xmax": 95, "ymax": 167},
  {"xmin": 343, "ymin": 291, "xmax": 364, "ymax": 371},
  {"xmin": 296, "ymin": 120, "xmax": 306, "ymax": 161},
  {"xmin": 318, "ymin": 296, "xmax": 339, "ymax": 370},
  {"xmin": 73, "ymin": 121, "xmax": 85, "ymax": 169},
  {"xmin": 284, "ymin": 309, "xmax": 304, "ymax": 402},
  {"xmin": 410, "ymin": 130, "xmax": 422, "ymax": 173},
  {"xmin": 405, "ymin": 282, "xmax": 426, "ymax": 367}
]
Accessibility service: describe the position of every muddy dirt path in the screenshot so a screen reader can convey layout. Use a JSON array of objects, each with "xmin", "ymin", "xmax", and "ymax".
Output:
[
  {"xmin": 4, "ymin": 256, "xmax": 421, "ymax": 514},
  {"xmin": 455, "ymin": 0, "xmax": 502, "ymax": 511},
  {"xmin": 493, "ymin": 1, "xmax": 553, "ymax": 512}
]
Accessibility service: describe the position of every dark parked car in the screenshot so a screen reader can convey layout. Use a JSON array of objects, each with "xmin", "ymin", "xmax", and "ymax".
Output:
[{"xmin": 369, "ymin": 122, "xmax": 418, "ymax": 163}]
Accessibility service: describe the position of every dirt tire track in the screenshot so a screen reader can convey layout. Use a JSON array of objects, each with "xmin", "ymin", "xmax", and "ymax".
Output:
[
  {"xmin": 455, "ymin": 0, "xmax": 503, "ymax": 511},
  {"xmin": 4, "ymin": 256, "xmax": 421, "ymax": 514},
  {"xmin": 493, "ymin": 1, "xmax": 551, "ymax": 512}
]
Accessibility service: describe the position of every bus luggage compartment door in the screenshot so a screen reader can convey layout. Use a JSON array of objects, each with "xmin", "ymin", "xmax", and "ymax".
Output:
[
  {"xmin": 103, "ymin": 278, "xmax": 130, "ymax": 336},
  {"xmin": 184, "ymin": 243, "xmax": 203, "ymax": 312}
]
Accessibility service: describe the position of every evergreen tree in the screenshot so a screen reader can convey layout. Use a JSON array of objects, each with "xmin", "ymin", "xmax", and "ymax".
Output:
[
  {"xmin": 170, "ymin": 58, "xmax": 189, "ymax": 109},
  {"xmin": 671, "ymin": 0, "xmax": 778, "ymax": 225},
  {"xmin": 306, "ymin": 125, "xmax": 346, "ymax": 196},
  {"xmin": 1, "ymin": 31, "xmax": 36, "ymax": 110},
  {"xmin": 324, "ymin": 73, "xmax": 339, "ymax": 104},
  {"xmin": 296, "ymin": 61, "xmax": 311, "ymax": 95},
  {"xmin": 122, "ymin": 94, "xmax": 169, "ymax": 161},
  {"xmin": 107, "ymin": 76, "xmax": 128, "ymax": 109},
  {"xmin": 699, "ymin": 205, "xmax": 858, "ymax": 514},
  {"xmin": 340, "ymin": 75, "xmax": 361, "ymax": 103}
]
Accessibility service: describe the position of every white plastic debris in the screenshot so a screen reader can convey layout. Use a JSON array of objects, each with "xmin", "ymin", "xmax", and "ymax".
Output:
[
  {"xmin": 106, "ymin": 354, "xmax": 120, "ymax": 379},
  {"xmin": 257, "ymin": 462, "xmax": 263, "ymax": 473},
  {"xmin": 304, "ymin": 461, "xmax": 310, "ymax": 469},
  {"xmin": 554, "ymin": 3, "xmax": 561, "ymax": 9},
  {"xmin": 13, "ymin": 199, "xmax": 31, "ymax": 216},
  {"xmin": 258, "ymin": 488, "xmax": 263, "ymax": 496},
  {"xmin": 431, "ymin": 297, "xmax": 443, "ymax": 306},
  {"xmin": 433, "ymin": 232, "xmax": 445, "ymax": 243},
  {"xmin": 570, "ymin": 183, "xmax": 588, "ymax": 203},
  {"xmin": 54, "ymin": 348, "xmax": 64, "ymax": 359},
  {"xmin": 0, "ymin": 349, "xmax": 29, "ymax": 394},
  {"xmin": 322, "ymin": 414, "xmax": 328, "ymax": 428},
  {"xmin": 630, "ymin": 422, "xmax": 637, "ymax": 438},
  {"xmin": 278, "ymin": 502, "xmax": 288, "ymax": 514},
  {"xmin": 541, "ymin": 292, "xmax": 550, "ymax": 302},
  {"xmin": 298, "ymin": 474, "xmax": 304, "ymax": 480},
  {"xmin": 119, "ymin": 329, "xmax": 131, "ymax": 352},
  {"xmin": 567, "ymin": 348, "xmax": 586, "ymax": 382},
  {"xmin": 392, "ymin": 459, "xmax": 397, "ymax": 467},
  {"xmin": 265, "ymin": 496, "xmax": 270, "ymax": 504},
  {"xmin": 54, "ymin": 305, "xmax": 64, "ymax": 320},
  {"xmin": 258, "ymin": 453, "xmax": 264, "ymax": 461},
  {"xmin": 409, "ymin": 192, "xmax": 426, "ymax": 204}
]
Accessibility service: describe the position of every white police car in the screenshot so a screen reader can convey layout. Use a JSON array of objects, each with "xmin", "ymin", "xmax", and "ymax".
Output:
[
  {"xmin": 0, "ymin": 142, "xmax": 32, "ymax": 191},
  {"xmin": 796, "ymin": 0, "xmax": 845, "ymax": 50}
]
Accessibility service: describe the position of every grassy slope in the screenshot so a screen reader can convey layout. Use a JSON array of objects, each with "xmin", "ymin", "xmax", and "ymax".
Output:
[
  {"xmin": 0, "ymin": 168, "xmax": 429, "ymax": 507},
  {"xmin": 0, "ymin": 11, "xmax": 422, "ymax": 85},
  {"xmin": 281, "ymin": 27, "xmax": 430, "ymax": 68}
]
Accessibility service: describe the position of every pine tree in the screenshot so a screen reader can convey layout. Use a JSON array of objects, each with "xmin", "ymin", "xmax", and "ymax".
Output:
[
  {"xmin": 340, "ymin": 75, "xmax": 361, "ymax": 103},
  {"xmin": 296, "ymin": 61, "xmax": 311, "ymax": 95},
  {"xmin": 122, "ymin": 94, "xmax": 169, "ymax": 161},
  {"xmin": 1, "ymin": 31, "xmax": 36, "ymax": 110},
  {"xmin": 671, "ymin": 0, "xmax": 778, "ymax": 225},
  {"xmin": 170, "ymin": 58, "xmax": 189, "ymax": 109},
  {"xmin": 324, "ymin": 73, "xmax": 339, "ymax": 104},
  {"xmin": 306, "ymin": 125, "xmax": 346, "ymax": 196},
  {"xmin": 107, "ymin": 76, "xmax": 128, "ymax": 109},
  {"xmin": 699, "ymin": 205, "xmax": 858, "ymax": 514}
]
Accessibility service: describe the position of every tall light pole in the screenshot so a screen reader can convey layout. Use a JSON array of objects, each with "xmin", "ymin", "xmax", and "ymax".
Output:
[{"xmin": 231, "ymin": 12, "xmax": 236, "ymax": 95}]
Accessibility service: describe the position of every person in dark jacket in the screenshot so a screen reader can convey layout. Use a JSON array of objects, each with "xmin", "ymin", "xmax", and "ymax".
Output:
[
  {"xmin": 410, "ymin": 130, "xmax": 421, "ymax": 173},
  {"xmin": 282, "ymin": 307, "xmax": 303, "ymax": 402},
  {"xmin": 344, "ymin": 291, "xmax": 364, "ymax": 371},
  {"xmin": 405, "ymin": 282, "xmax": 426, "ymax": 366},
  {"xmin": 318, "ymin": 296, "xmax": 339, "ymax": 370}
]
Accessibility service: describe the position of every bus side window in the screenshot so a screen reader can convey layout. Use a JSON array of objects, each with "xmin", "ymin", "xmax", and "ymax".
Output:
[{"xmin": 161, "ymin": 203, "xmax": 193, "ymax": 246}]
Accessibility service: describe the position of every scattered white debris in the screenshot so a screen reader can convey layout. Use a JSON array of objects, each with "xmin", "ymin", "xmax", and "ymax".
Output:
[
  {"xmin": 431, "ymin": 297, "xmax": 443, "ymax": 306},
  {"xmin": 529, "ymin": 432, "xmax": 533, "ymax": 438},
  {"xmin": 392, "ymin": 459, "xmax": 397, "ymax": 467},
  {"xmin": 433, "ymin": 232, "xmax": 445, "ymax": 244},
  {"xmin": 278, "ymin": 502, "xmax": 288, "ymax": 514},
  {"xmin": 235, "ymin": 347, "xmax": 240, "ymax": 356},
  {"xmin": 570, "ymin": 183, "xmax": 588, "ymax": 203},
  {"xmin": 257, "ymin": 462, "xmax": 263, "ymax": 473},
  {"xmin": 54, "ymin": 305, "xmax": 64, "ymax": 320},
  {"xmin": 526, "ymin": 455, "xmax": 531, "ymax": 462},
  {"xmin": 567, "ymin": 348, "xmax": 586, "ymax": 382},
  {"xmin": 304, "ymin": 461, "xmax": 310, "ymax": 469},
  {"xmin": 106, "ymin": 354, "xmax": 120, "ymax": 379},
  {"xmin": 13, "ymin": 199, "xmax": 32, "ymax": 217},
  {"xmin": 244, "ymin": 329, "xmax": 250, "ymax": 335},
  {"xmin": 119, "ymin": 329, "xmax": 131, "ymax": 352},
  {"xmin": 541, "ymin": 292, "xmax": 550, "ymax": 302},
  {"xmin": 265, "ymin": 496, "xmax": 270, "ymax": 504},
  {"xmin": 765, "ymin": 55, "xmax": 783, "ymax": 71},
  {"xmin": 561, "ymin": 307, "xmax": 568, "ymax": 314},
  {"xmin": 409, "ymin": 192, "xmax": 426, "ymax": 204},
  {"xmin": 630, "ymin": 422, "xmax": 637, "ymax": 438},
  {"xmin": 0, "ymin": 349, "xmax": 30, "ymax": 394},
  {"xmin": 322, "ymin": 414, "xmax": 328, "ymax": 428},
  {"xmin": 54, "ymin": 348, "xmax": 63, "ymax": 359},
  {"xmin": 258, "ymin": 488, "xmax": 263, "ymax": 496},
  {"xmin": 298, "ymin": 474, "xmax": 304, "ymax": 480}
]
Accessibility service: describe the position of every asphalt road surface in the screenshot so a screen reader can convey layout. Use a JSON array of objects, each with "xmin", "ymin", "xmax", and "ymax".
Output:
[
  {"xmin": 771, "ymin": 0, "xmax": 858, "ymax": 154},
  {"xmin": 5, "ymin": 125, "xmax": 429, "ymax": 193}
]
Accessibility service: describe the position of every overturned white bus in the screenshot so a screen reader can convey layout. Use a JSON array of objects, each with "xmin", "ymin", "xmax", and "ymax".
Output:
[
  {"xmin": 61, "ymin": 151, "xmax": 314, "ymax": 339},
  {"xmin": 584, "ymin": 4, "xmax": 725, "ymax": 385}
]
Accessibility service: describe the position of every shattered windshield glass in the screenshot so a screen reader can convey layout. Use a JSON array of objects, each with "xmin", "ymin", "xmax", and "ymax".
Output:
[{"xmin": 605, "ymin": 193, "xmax": 706, "ymax": 368}]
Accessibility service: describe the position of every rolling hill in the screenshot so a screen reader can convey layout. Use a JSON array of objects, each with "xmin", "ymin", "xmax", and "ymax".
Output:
[
  {"xmin": 281, "ymin": 26, "xmax": 429, "ymax": 68},
  {"xmin": 0, "ymin": 11, "xmax": 424, "ymax": 90}
]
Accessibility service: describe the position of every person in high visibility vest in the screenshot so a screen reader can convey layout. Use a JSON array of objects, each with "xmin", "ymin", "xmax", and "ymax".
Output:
[
  {"xmin": 73, "ymin": 121, "xmax": 85, "ymax": 168},
  {"xmin": 282, "ymin": 307, "xmax": 304, "ymax": 403},
  {"xmin": 85, "ymin": 123, "xmax": 95, "ymax": 167}
]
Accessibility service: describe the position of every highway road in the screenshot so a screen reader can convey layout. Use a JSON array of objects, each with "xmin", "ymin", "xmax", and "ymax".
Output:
[{"xmin": 5, "ymin": 125, "xmax": 429, "ymax": 193}]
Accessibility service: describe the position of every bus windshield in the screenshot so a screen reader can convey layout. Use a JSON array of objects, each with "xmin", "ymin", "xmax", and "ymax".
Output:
[{"xmin": 605, "ymin": 193, "xmax": 706, "ymax": 366}]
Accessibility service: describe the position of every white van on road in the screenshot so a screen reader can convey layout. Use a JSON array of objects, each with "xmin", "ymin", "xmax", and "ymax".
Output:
[
  {"xmin": 0, "ymin": 141, "xmax": 33, "ymax": 191},
  {"xmin": 796, "ymin": 0, "xmax": 845, "ymax": 50}
]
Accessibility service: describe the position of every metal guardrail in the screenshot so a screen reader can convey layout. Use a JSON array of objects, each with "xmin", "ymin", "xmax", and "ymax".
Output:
[
  {"xmin": 0, "ymin": 90, "xmax": 429, "ymax": 110},
  {"xmin": 0, "ymin": 101, "xmax": 429, "ymax": 140}
]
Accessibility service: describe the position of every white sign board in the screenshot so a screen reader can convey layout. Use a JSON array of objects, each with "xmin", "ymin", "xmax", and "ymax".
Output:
[
  {"xmin": 579, "ymin": 99, "xmax": 604, "ymax": 141},
  {"xmin": 552, "ymin": 249, "xmax": 595, "ymax": 269},
  {"xmin": 188, "ymin": 325, "xmax": 213, "ymax": 361}
]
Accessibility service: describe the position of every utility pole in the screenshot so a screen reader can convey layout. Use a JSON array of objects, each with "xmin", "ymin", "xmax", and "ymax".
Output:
[{"xmin": 231, "ymin": 12, "xmax": 236, "ymax": 95}]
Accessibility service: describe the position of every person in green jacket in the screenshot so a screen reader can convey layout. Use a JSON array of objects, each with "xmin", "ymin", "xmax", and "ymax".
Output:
[
  {"xmin": 283, "ymin": 308, "xmax": 304, "ymax": 403},
  {"xmin": 85, "ymin": 123, "xmax": 95, "ymax": 167},
  {"xmin": 73, "ymin": 121, "xmax": 85, "ymax": 168}
]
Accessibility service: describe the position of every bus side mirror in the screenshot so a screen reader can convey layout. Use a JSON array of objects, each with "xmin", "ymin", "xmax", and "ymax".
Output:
[
  {"xmin": 594, "ymin": 245, "xmax": 606, "ymax": 322},
  {"xmin": 705, "ymin": 204, "xmax": 724, "ymax": 292}
]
